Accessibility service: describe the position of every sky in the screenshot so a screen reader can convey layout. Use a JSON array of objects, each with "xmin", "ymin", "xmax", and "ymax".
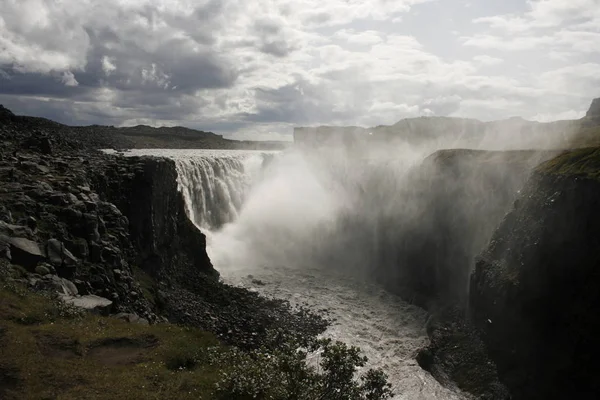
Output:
[{"xmin": 1, "ymin": 0, "xmax": 599, "ymax": 141}]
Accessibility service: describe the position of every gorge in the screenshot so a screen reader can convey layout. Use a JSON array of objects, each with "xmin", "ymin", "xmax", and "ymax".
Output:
[{"xmin": 2, "ymin": 99, "xmax": 600, "ymax": 399}]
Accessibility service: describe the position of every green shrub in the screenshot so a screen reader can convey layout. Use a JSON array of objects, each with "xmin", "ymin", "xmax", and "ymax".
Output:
[{"xmin": 214, "ymin": 336, "xmax": 394, "ymax": 400}]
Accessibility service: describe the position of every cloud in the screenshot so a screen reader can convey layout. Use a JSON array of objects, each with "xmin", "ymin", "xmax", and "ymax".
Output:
[
  {"xmin": 464, "ymin": 0, "xmax": 600, "ymax": 56},
  {"xmin": 61, "ymin": 71, "xmax": 79, "ymax": 87},
  {"xmin": 473, "ymin": 55, "xmax": 504, "ymax": 66},
  {"xmin": 101, "ymin": 57, "xmax": 116, "ymax": 76},
  {"xmin": 462, "ymin": 34, "xmax": 553, "ymax": 51},
  {"xmin": 0, "ymin": 0, "xmax": 598, "ymax": 140},
  {"xmin": 474, "ymin": 0, "xmax": 600, "ymax": 32}
]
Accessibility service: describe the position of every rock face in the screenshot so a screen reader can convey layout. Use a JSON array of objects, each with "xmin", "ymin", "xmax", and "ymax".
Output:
[
  {"xmin": 5, "ymin": 237, "xmax": 43, "ymax": 269},
  {"xmin": 1, "ymin": 105, "xmax": 326, "ymax": 355},
  {"xmin": 91, "ymin": 156, "xmax": 217, "ymax": 283},
  {"xmin": 470, "ymin": 148, "xmax": 600, "ymax": 399},
  {"xmin": 0, "ymin": 110, "xmax": 156, "ymax": 319},
  {"xmin": 372, "ymin": 149, "xmax": 556, "ymax": 309}
]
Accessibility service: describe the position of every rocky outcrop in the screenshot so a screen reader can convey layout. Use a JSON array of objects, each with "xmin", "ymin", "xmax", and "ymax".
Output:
[
  {"xmin": 585, "ymin": 97, "xmax": 600, "ymax": 120},
  {"xmin": 1, "ymin": 106, "xmax": 327, "ymax": 354},
  {"xmin": 91, "ymin": 156, "xmax": 217, "ymax": 283},
  {"xmin": 0, "ymin": 112, "xmax": 156, "ymax": 319},
  {"xmin": 469, "ymin": 148, "xmax": 600, "ymax": 399},
  {"xmin": 372, "ymin": 149, "xmax": 556, "ymax": 309},
  {"xmin": 417, "ymin": 307, "xmax": 510, "ymax": 400}
]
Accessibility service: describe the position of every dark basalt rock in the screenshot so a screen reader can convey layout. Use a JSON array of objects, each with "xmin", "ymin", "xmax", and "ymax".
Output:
[
  {"xmin": 417, "ymin": 308, "xmax": 510, "ymax": 400},
  {"xmin": 371, "ymin": 149, "xmax": 556, "ymax": 310},
  {"xmin": 91, "ymin": 156, "xmax": 217, "ymax": 282},
  {"xmin": 46, "ymin": 239, "xmax": 78, "ymax": 267},
  {"xmin": 0, "ymin": 105, "xmax": 322, "ymax": 350},
  {"xmin": 5, "ymin": 237, "xmax": 43, "ymax": 270},
  {"xmin": 470, "ymin": 158, "xmax": 600, "ymax": 399}
]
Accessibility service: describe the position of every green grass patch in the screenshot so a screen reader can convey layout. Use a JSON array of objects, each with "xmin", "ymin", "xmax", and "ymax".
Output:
[
  {"xmin": 132, "ymin": 266, "xmax": 158, "ymax": 307},
  {"xmin": 536, "ymin": 147, "xmax": 600, "ymax": 180},
  {"xmin": 0, "ymin": 281, "xmax": 227, "ymax": 400},
  {"xmin": 0, "ymin": 270, "xmax": 394, "ymax": 400}
]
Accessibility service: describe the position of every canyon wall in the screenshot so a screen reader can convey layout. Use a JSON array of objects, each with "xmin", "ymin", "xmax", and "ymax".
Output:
[
  {"xmin": 91, "ymin": 156, "xmax": 217, "ymax": 283},
  {"xmin": 369, "ymin": 149, "xmax": 555, "ymax": 309},
  {"xmin": 470, "ymin": 148, "xmax": 600, "ymax": 399}
]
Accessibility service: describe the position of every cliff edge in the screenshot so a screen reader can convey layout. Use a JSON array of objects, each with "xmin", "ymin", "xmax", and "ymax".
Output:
[{"xmin": 470, "ymin": 147, "xmax": 600, "ymax": 399}]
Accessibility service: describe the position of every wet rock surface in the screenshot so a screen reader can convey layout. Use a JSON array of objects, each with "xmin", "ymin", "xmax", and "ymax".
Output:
[
  {"xmin": 417, "ymin": 308, "xmax": 510, "ymax": 400},
  {"xmin": 162, "ymin": 273, "xmax": 328, "ymax": 350},
  {"xmin": 470, "ymin": 167, "xmax": 600, "ymax": 400},
  {"xmin": 371, "ymin": 149, "xmax": 557, "ymax": 309}
]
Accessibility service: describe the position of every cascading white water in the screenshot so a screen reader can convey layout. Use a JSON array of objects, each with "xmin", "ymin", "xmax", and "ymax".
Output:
[
  {"xmin": 121, "ymin": 148, "xmax": 465, "ymax": 400},
  {"xmin": 174, "ymin": 151, "xmax": 269, "ymax": 230}
]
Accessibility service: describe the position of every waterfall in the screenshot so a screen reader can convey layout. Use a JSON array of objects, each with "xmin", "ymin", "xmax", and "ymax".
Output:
[{"xmin": 175, "ymin": 151, "xmax": 271, "ymax": 230}]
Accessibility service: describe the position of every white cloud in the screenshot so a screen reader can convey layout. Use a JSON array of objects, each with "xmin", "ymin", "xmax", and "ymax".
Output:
[
  {"xmin": 462, "ymin": 34, "xmax": 553, "ymax": 51},
  {"xmin": 101, "ymin": 56, "xmax": 117, "ymax": 75},
  {"xmin": 473, "ymin": 55, "xmax": 504, "ymax": 66},
  {"xmin": 334, "ymin": 30, "xmax": 384, "ymax": 46},
  {"xmin": 60, "ymin": 71, "xmax": 79, "ymax": 87},
  {"xmin": 538, "ymin": 63, "xmax": 600, "ymax": 97}
]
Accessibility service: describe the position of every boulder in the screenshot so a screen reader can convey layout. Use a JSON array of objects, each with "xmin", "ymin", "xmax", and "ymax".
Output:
[
  {"xmin": 6, "ymin": 237, "xmax": 43, "ymax": 269},
  {"xmin": 83, "ymin": 213, "xmax": 100, "ymax": 241},
  {"xmin": 0, "ymin": 236, "xmax": 11, "ymax": 261},
  {"xmin": 35, "ymin": 275, "xmax": 78, "ymax": 296},
  {"xmin": 35, "ymin": 265, "xmax": 51, "ymax": 276},
  {"xmin": 46, "ymin": 239, "xmax": 78, "ymax": 267},
  {"xmin": 19, "ymin": 161, "xmax": 49, "ymax": 174},
  {"xmin": 61, "ymin": 295, "xmax": 112, "ymax": 314},
  {"xmin": 0, "ymin": 221, "xmax": 32, "ymax": 238},
  {"xmin": 65, "ymin": 237, "xmax": 89, "ymax": 259}
]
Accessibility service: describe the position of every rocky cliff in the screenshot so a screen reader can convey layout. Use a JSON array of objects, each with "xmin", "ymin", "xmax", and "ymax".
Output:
[
  {"xmin": 91, "ymin": 156, "xmax": 216, "ymax": 282},
  {"xmin": 470, "ymin": 147, "xmax": 600, "ymax": 399},
  {"xmin": 586, "ymin": 98, "xmax": 600, "ymax": 120},
  {"xmin": 371, "ymin": 149, "xmax": 556, "ymax": 309},
  {"xmin": 0, "ymin": 105, "xmax": 327, "ymax": 354},
  {"xmin": 0, "ymin": 113, "xmax": 156, "ymax": 320}
]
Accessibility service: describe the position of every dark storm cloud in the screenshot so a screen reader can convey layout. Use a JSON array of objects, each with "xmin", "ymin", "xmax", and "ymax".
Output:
[
  {"xmin": 240, "ymin": 80, "xmax": 353, "ymax": 125},
  {"xmin": 0, "ymin": 0, "xmax": 239, "ymax": 127},
  {"xmin": 0, "ymin": 67, "xmax": 85, "ymax": 97},
  {"xmin": 0, "ymin": 94, "xmax": 116, "ymax": 126},
  {"xmin": 80, "ymin": 28, "xmax": 238, "ymax": 92}
]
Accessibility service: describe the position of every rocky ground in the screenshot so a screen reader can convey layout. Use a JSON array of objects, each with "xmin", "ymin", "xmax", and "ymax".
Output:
[{"xmin": 0, "ymin": 105, "xmax": 327, "ymax": 398}]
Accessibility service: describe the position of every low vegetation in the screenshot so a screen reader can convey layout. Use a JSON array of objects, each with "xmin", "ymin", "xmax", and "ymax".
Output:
[
  {"xmin": 536, "ymin": 147, "xmax": 600, "ymax": 179},
  {"xmin": 0, "ymin": 271, "xmax": 393, "ymax": 400}
]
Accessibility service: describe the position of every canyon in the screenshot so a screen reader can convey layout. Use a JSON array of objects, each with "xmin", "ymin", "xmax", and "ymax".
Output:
[{"xmin": 1, "ymin": 99, "xmax": 600, "ymax": 399}]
